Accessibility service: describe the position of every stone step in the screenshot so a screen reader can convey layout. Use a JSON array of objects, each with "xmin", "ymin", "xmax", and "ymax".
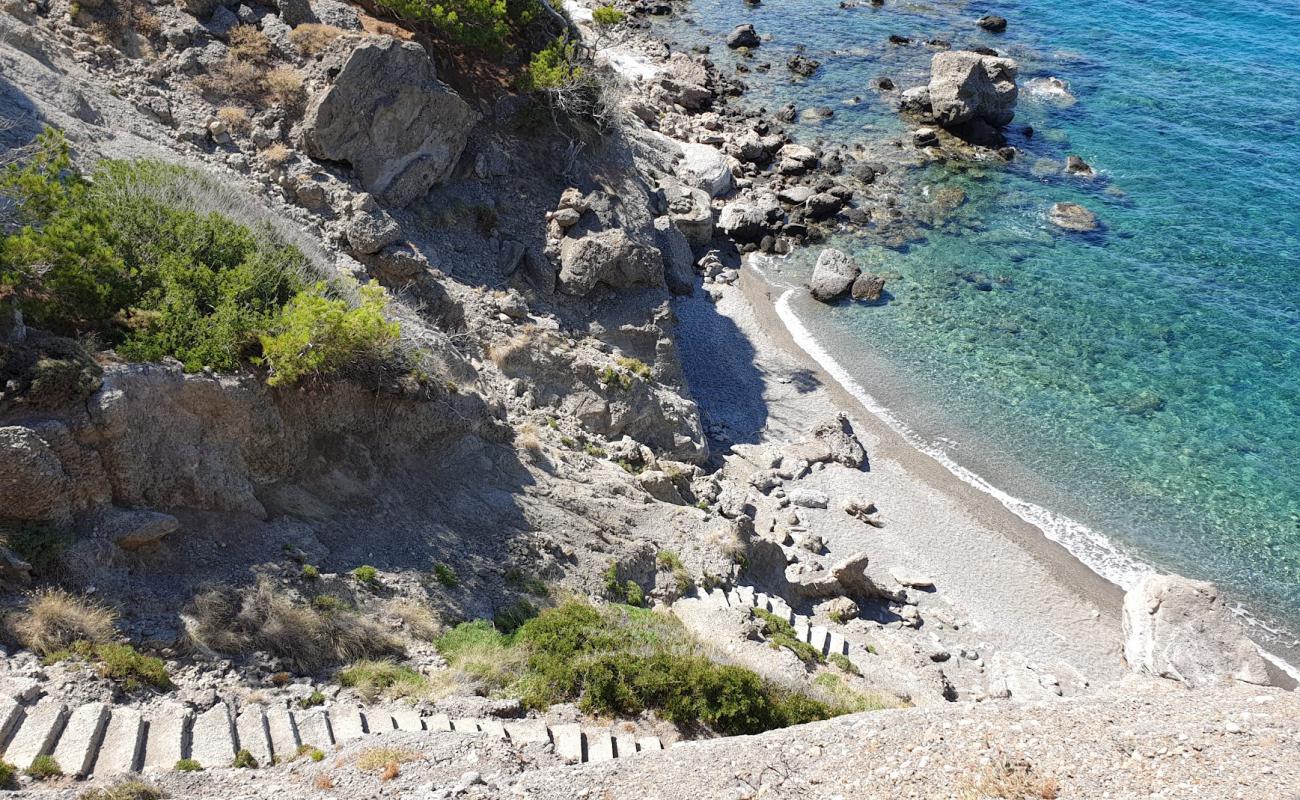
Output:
[
  {"xmin": 452, "ymin": 718, "xmax": 479, "ymax": 732},
  {"xmin": 479, "ymin": 719, "xmax": 506, "ymax": 739},
  {"xmin": 52, "ymin": 702, "xmax": 109, "ymax": 777},
  {"xmin": 706, "ymin": 587, "xmax": 730, "ymax": 608},
  {"xmin": 809, "ymin": 625, "xmax": 830, "ymax": 655},
  {"xmin": 793, "ymin": 620, "xmax": 810, "ymax": 643},
  {"xmin": 614, "ymin": 732, "xmax": 637, "ymax": 758},
  {"xmin": 636, "ymin": 736, "xmax": 663, "ymax": 751},
  {"xmin": 0, "ymin": 697, "xmax": 23, "ymax": 752},
  {"xmin": 234, "ymin": 705, "xmax": 273, "ymax": 767},
  {"xmin": 94, "ymin": 707, "xmax": 144, "ymax": 776},
  {"xmin": 585, "ymin": 729, "xmax": 614, "ymax": 762},
  {"xmin": 550, "ymin": 723, "xmax": 583, "ymax": 763},
  {"xmin": 294, "ymin": 709, "xmax": 333, "ymax": 750},
  {"xmin": 424, "ymin": 713, "xmax": 452, "ymax": 732},
  {"xmin": 827, "ymin": 631, "xmax": 848, "ymax": 656},
  {"xmin": 503, "ymin": 720, "xmax": 550, "ymax": 744},
  {"xmin": 190, "ymin": 703, "xmax": 236, "ymax": 770},
  {"xmin": 329, "ymin": 706, "xmax": 367, "ymax": 741},
  {"xmin": 264, "ymin": 706, "xmax": 299, "ymax": 764},
  {"xmin": 389, "ymin": 708, "xmax": 424, "ymax": 732},
  {"xmin": 735, "ymin": 586, "xmax": 756, "ymax": 607},
  {"xmin": 142, "ymin": 704, "xmax": 191, "ymax": 771},
  {"xmin": 4, "ymin": 699, "xmax": 69, "ymax": 769}
]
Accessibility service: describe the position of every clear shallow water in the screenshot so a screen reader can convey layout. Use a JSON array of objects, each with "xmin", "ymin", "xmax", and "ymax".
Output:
[{"xmin": 661, "ymin": 1, "xmax": 1300, "ymax": 641}]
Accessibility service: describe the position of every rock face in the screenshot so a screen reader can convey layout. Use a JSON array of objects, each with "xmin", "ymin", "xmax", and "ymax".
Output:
[
  {"xmin": 300, "ymin": 37, "xmax": 477, "ymax": 207},
  {"xmin": 809, "ymin": 248, "xmax": 861, "ymax": 302},
  {"xmin": 1122, "ymin": 575, "xmax": 1272, "ymax": 688},
  {"xmin": 558, "ymin": 228, "xmax": 665, "ymax": 295},
  {"xmin": 927, "ymin": 51, "xmax": 1018, "ymax": 129},
  {"xmin": 1049, "ymin": 202, "xmax": 1099, "ymax": 232}
]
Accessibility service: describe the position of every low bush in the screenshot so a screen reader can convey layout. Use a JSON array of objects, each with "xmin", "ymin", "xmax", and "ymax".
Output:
[
  {"xmin": 656, "ymin": 550, "xmax": 692, "ymax": 594},
  {"xmin": 25, "ymin": 754, "xmax": 62, "ymax": 780},
  {"xmin": 89, "ymin": 642, "xmax": 173, "ymax": 691},
  {"xmin": 185, "ymin": 577, "xmax": 403, "ymax": 672},
  {"xmin": 294, "ymin": 745, "xmax": 324, "ymax": 762},
  {"xmin": 300, "ymin": 565, "xmax": 320, "ymax": 581},
  {"xmin": 78, "ymin": 779, "xmax": 164, "ymax": 800},
  {"xmin": 811, "ymin": 672, "xmax": 890, "ymax": 714},
  {"xmin": 434, "ymin": 601, "xmax": 834, "ymax": 735},
  {"xmin": 258, "ymin": 283, "xmax": 400, "ymax": 387},
  {"xmin": 173, "ymin": 758, "xmax": 201, "ymax": 772},
  {"xmin": 432, "ymin": 563, "xmax": 458, "ymax": 588},
  {"xmin": 227, "ymin": 25, "xmax": 271, "ymax": 64},
  {"xmin": 350, "ymin": 565, "xmax": 380, "ymax": 587},
  {"xmin": 504, "ymin": 568, "xmax": 549, "ymax": 597},
  {"xmin": 297, "ymin": 689, "xmax": 325, "ymax": 708},
  {"xmin": 386, "ymin": 599, "xmax": 441, "ymax": 641},
  {"xmin": 0, "ymin": 524, "xmax": 71, "ymax": 574},
  {"xmin": 356, "ymin": 747, "xmax": 420, "ymax": 772},
  {"xmin": 232, "ymin": 748, "xmax": 257, "ymax": 769},
  {"xmin": 10, "ymin": 589, "xmax": 116, "ymax": 656},
  {"xmin": 338, "ymin": 660, "xmax": 427, "ymax": 701},
  {"xmin": 591, "ymin": 5, "xmax": 624, "ymax": 25},
  {"xmin": 288, "ymin": 23, "xmax": 344, "ymax": 55},
  {"xmin": 828, "ymin": 653, "xmax": 861, "ymax": 676},
  {"xmin": 371, "ymin": 0, "xmax": 539, "ymax": 52},
  {"xmin": 0, "ymin": 760, "xmax": 14, "ymax": 790},
  {"xmin": 264, "ymin": 67, "xmax": 305, "ymax": 110},
  {"xmin": 215, "ymin": 106, "xmax": 250, "ymax": 135},
  {"xmin": 492, "ymin": 600, "xmax": 537, "ymax": 633}
]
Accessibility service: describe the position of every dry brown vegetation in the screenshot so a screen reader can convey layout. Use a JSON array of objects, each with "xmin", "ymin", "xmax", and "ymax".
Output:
[
  {"xmin": 384, "ymin": 599, "xmax": 441, "ymax": 641},
  {"xmin": 9, "ymin": 589, "xmax": 117, "ymax": 656},
  {"xmin": 228, "ymin": 25, "xmax": 272, "ymax": 64},
  {"xmin": 264, "ymin": 67, "xmax": 305, "ymax": 109},
  {"xmin": 260, "ymin": 143, "xmax": 292, "ymax": 167},
  {"xmin": 356, "ymin": 747, "xmax": 420, "ymax": 772},
  {"xmin": 959, "ymin": 758, "xmax": 1060, "ymax": 800},
  {"xmin": 185, "ymin": 577, "xmax": 402, "ymax": 672},
  {"xmin": 216, "ymin": 106, "xmax": 250, "ymax": 135},
  {"xmin": 288, "ymin": 23, "xmax": 345, "ymax": 55}
]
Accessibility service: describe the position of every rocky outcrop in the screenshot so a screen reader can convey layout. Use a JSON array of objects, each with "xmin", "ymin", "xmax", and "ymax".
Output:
[
  {"xmin": 726, "ymin": 24, "xmax": 760, "ymax": 48},
  {"xmin": 851, "ymin": 272, "xmax": 886, "ymax": 302},
  {"xmin": 809, "ymin": 248, "xmax": 861, "ymax": 302},
  {"xmin": 678, "ymin": 143, "xmax": 733, "ymax": 197},
  {"xmin": 300, "ymin": 37, "xmax": 477, "ymax": 207},
  {"xmin": 927, "ymin": 51, "xmax": 1018, "ymax": 129},
  {"xmin": 1049, "ymin": 202, "xmax": 1099, "ymax": 232},
  {"xmin": 558, "ymin": 228, "xmax": 665, "ymax": 295},
  {"xmin": 1122, "ymin": 575, "xmax": 1273, "ymax": 688}
]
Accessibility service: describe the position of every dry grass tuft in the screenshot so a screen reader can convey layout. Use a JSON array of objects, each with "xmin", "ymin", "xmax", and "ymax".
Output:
[
  {"xmin": 185, "ymin": 577, "xmax": 402, "ymax": 672},
  {"xmin": 959, "ymin": 758, "xmax": 1060, "ymax": 800},
  {"xmin": 265, "ymin": 67, "xmax": 305, "ymax": 110},
  {"xmin": 194, "ymin": 59, "xmax": 265, "ymax": 105},
  {"xmin": 228, "ymin": 25, "xmax": 272, "ymax": 64},
  {"xmin": 356, "ymin": 747, "xmax": 420, "ymax": 772},
  {"xmin": 379, "ymin": 761, "xmax": 400, "ymax": 782},
  {"xmin": 216, "ymin": 106, "xmax": 250, "ymax": 135},
  {"xmin": 260, "ymin": 143, "xmax": 292, "ymax": 167},
  {"xmin": 385, "ymin": 599, "xmax": 441, "ymax": 641},
  {"xmin": 288, "ymin": 23, "xmax": 345, "ymax": 55},
  {"xmin": 517, "ymin": 423, "xmax": 543, "ymax": 457},
  {"xmin": 313, "ymin": 773, "xmax": 335, "ymax": 790},
  {"xmin": 10, "ymin": 589, "xmax": 117, "ymax": 656}
]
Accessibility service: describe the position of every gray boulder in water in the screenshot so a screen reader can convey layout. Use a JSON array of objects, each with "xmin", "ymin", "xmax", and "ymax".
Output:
[
  {"xmin": 808, "ymin": 248, "xmax": 861, "ymax": 302},
  {"xmin": 1122, "ymin": 574, "xmax": 1273, "ymax": 688},
  {"xmin": 927, "ymin": 50, "xmax": 1018, "ymax": 129},
  {"xmin": 1049, "ymin": 201, "xmax": 1099, "ymax": 232},
  {"xmin": 301, "ymin": 37, "xmax": 477, "ymax": 207}
]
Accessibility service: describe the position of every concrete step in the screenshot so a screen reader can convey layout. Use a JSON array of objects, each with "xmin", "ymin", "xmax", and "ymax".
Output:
[
  {"xmin": 827, "ymin": 631, "xmax": 848, "ymax": 656},
  {"xmin": 637, "ymin": 736, "xmax": 663, "ymax": 751},
  {"xmin": 735, "ymin": 586, "xmax": 756, "ymax": 607},
  {"xmin": 452, "ymin": 718, "xmax": 479, "ymax": 732},
  {"xmin": 585, "ymin": 729, "xmax": 614, "ymax": 762},
  {"xmin": 234, "ymin": 705, "xmax": 273, "ymax": 767},
  {"xmin": 809, "ymin": 625, "xmax": 830, "ymax": 655},
  {"xmin": 142, "ymin": 704, "xmax": 191, "ymax": 771},
  {"xmin": 294, "ymin": 709, "xmax": 333, "ymax": 750},
  {"xmin": 550, "ymin": 723, "xmax": 582, "ymax": 763},
  {"xmin": 190, "ymin": 703, "xmax": 236, "ymax": 770},
  {"xmin": 264, "ymin": 706, "xmax": 299, "ymax": 764},
  {"xmin": 52, "ymin": 702, "xmax": 109, "ymax": 777},
  {"xmin": 614, "ymin": 732, "xmax": 637, "ymax": 758},
  {"xmin": 94, "ymin": 707, "xmax": 144, "ymax": 776},
  {"xmin": 479, "ymin": 719, "xmax": 506, "ymax": 738},
  {"xmin": 389, "ymin": 708, "xmax": 423, "ymax": 732},
  {"xmin": 503, "ymin": 720, "xmax": 550, "ymax": 744},
  {"xmin": 4, "ymin": 699, "xmax": 68, "ymax": 769},
  {"xmin": 329, "ymin": 706, "xmax": 366, "ymax": 742},
  {"xmin": 0, "ymin": 697, "xmax": 23, "ymax": 752},
  {"xmin": 424, "ymin": 713, "xmax": 452, "ymax": 732}
]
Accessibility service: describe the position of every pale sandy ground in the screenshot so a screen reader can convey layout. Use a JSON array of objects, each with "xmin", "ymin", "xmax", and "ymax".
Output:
[{"xmin": 674, "ymin": 268, "xmax": 1128, "ymax": 686}]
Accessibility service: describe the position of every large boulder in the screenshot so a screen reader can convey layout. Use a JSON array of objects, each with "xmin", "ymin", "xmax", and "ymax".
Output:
[
  {"xmin": 726, "ymin": 24, "xmax": 760, "ymax": 48},
  {"xmin": 678, "ymin": 143, "xmax": 733, "ymax": 198},
  {"xmin": 1122, "ymin": 575, "xmax": 1272, "ymax": 688},
  {"xmin": 809, "ymin": 248, "xmax": 861, "ymax": 302},
  {"xmin": 659, "ymin": 54, "xmax": 713, "ymax": 111},
  {"xmin": 927, "ymin": 50, "xmax": 1018, "ymax": 129},
  {"xmin": 300, "ymin": 37, "xmax": 477, "ymax": 207},
  {"xmin": 661, "ymin": 180, "xmax": 713, "ymax": 248},
  {"xmin": 653, "ymin": 217, "xmax": 696, "ymax": 296},
  {"xmin": 558, "ymin": 228, "xmax": 665, "ymax": 295}
]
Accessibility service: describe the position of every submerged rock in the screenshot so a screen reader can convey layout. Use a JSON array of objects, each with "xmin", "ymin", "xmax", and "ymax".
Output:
[
  {"xmin": 809, "ymin": 248, "xmax": 861, "ymax": 302},
  {"xmin": 1049, "ymin": 201, "xmax": 1099, "ymax": 232},
  {"xmin": 300, "ymin": 37, "xmax": 477, "ymax": 207},
  {"xmin": 1066, "ymin": 155, "xmax": 1095, "ymax": 177}
]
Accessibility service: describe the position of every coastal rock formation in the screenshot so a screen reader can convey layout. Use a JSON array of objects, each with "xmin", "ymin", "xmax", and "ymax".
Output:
[
  {"xmin": 660, "ymin": 179, "xmax": 714, "ymax": 248},
  {"xmin": 558, "ymin": 228, "xmax": 666, "ymax": 295},
  {"xmin": 1122, "ymin": 575, "xmax": 1272, "ymax": 688},
  {"xmin": 678, "ymin": 142, "xmax": 734, "ymax": 197},
  {"xmin": 851, "ymin": 272, "xmax": 887, "ymax": 301},
  {"xmin": 1049, "ymin": 201, "xmax": 1099, "ymax": 232},
  {"xmin": 976, "ymin": 14, "xmax": 1008, "ymax": 32},
  {"xmin": 927, "ymin": 51, "xmax": 1018, "ymax": 129},
  {"xmin": 300, "ymin": 37, "xmax": 477, "ymax": 207},
  {"xmin": 809, "ymin": 248, "xmax": 861, "ymax": 302},
  {"xmin": 726, "ymin": 24, "xmax": 760, "ymax": 48}
]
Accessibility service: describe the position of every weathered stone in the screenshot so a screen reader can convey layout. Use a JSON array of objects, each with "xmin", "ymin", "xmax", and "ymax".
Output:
[
  {"xmin": 928, "ymin": 51, "xmax": 1018, "ymax": 129},
  {"xmin": 717, "ymin": 202, "xmax": 769, "ymax": 244},
  {"xmin": 850, "ymin": 272, "xmax": 886, "ymax": 302},
  {"xmin": 234, "ymin": 705, "xmax": 273, "ymax": 766},
  {"xmin": 790, "ymin": 488, "xmax": 829, "ymax": 508},
  {"xmin": 1049, "ymin": 202, "xmax": 1099, "ymax": 232},
  {"xmin": 889, "ymin": 566, "xmax": 935, "ymax": 589},
  {"xmin": 275, "ymin": 0, "xmax": 315, "ymax": 26},
  {"xmin": 662, "ymin": 180, "xmax": 713, "ymax": 248},
  {"xmin": 679, "ymin": 143, "xmax": 733, "ymax": 197},
  {"xmin": 142, "ymin": 704, "xmax": 191, "ymax": 770},
  {"xmin": 558, "ymin": 228, "xmax": 665, "ymax": 296},
  {"xmin": 654, "ymin": 216, "xmax": 696, "ymax": 296},
  {"xmin": 345, "ymin": 209, "xmax": 401, "ymax": 255},
  {"xmin": 1122, "ymin": 575, "xmax": 1272, "ymax": 688},
  {"xmin": 809, "ymin": 248, "xmax": 860, "ymax": 302},
  {"xmin": 726, "ymin": 24, "xmax": 760, "ymax": 48},
  {"xmin": 95, "ymin": 707, "xmax": 144, "ymax": 776},
  {"xmin": 96, "ymin": 508, "xmax": 179, "ymax": 549},
  {"xmin": 551, "ymin": 723, "xmax": 583, "ymax": 762},
  {"xmin": 300, "ymin": 37, "xmax": 477, "ymax": 207},
  {"xmin": 976, "ymin": 14, "xmax": 1007, "ymax": 32},
  {"xmin": 51, "ymin": 702, "xmax": 109, "ymax": 777}
]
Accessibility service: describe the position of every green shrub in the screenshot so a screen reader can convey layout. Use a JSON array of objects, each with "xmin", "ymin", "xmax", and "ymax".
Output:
[
  {"xmin": 591, "ymin": 5, "xmax": 624, "ymax": 25},
  {"xmin": 603, "ymin": 561, "xmax": 623, "ymax": 600},
  {"xmin": 752, "ymin": 608, "xmax": 824, "ymax": 666},
  {"xmin": 297, "ymin": 689, "xmax": 325, "ymax": 709},
  {"xmin": 811, "ymin": 672, "xmax": 890, "ymax": 714},
  {"xmin": 371, "ymin": 0, "xmax": 538, "ymax": 51},
  {"xmin": 294, "ymin": 745, "xmax": 324, "ymax": 762},
  {"xmin": 828, "ymin": 653, "xmax": 861, "ymax": 676},
  {"xmin": 432, "ymin": 563, "xmax": 458, "ymax": 588},
  {"xmin": 1, "ymin": 524, "xmax": 70, "ymax": 573},
  {"xmin": 523, "ymin": 37, "xmax": 583, "ymax": 91},
  {"xmin": 311, "ymin": 594, "xmax": 351, "ymax": 613},
  {"xmin": 174, "ymin": 758, "xmax": 202, "ymax": 772},
  {"xmin": 26, "ymin": 754, "xmax": 62, "ymax": 780},
  {"xmin": 300, "ymin": 565, "xmax": 319, "ymax": 581},
  {"xmin": 232, "ymin": 748, "xmax": 257, "ymax": 769},
  {"xmin": 504, "ymin": 568, "xmax": 549, "ymax": 597},
  {"xmin": 338, "ymin": 660, "xmax": 427, "ymax": 701},
  {"xmin": 656, "ymin": 550, "xmax": 692, "ymax": 594},
  {"xmin": 493, "ymin": 600, "xmax": 537, "ymax": 633},
  {"xmin": 0, "ymin": 760, "xmax": 15, "ymax": 790},
  {"xmin": 92, "ymin": 642, "xmax": 173, "ymax": 691},
  {"xmin": 351, "ymin": 565, "xmax": 380, "ymax": 586},
  {"xmin": 258, "ymin": 281, "xmax": 399, "ymax": 387},
  {"xmin": 624, "ymin": 581, "xmax": 644, "ymax": 608}
]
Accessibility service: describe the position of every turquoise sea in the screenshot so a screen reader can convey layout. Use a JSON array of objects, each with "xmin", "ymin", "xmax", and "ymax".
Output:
[{"xmin": 660, "ymin": 0, "xmax": 1300, "ymax": 647}]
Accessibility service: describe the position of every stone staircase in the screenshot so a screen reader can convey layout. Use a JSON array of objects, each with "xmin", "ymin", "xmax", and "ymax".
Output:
[
  {"xmin": 693, "ymin": 585, "xmax": 856, "ymax": 658},
  {"xmin": 0, "ymin": 695, "xmax": 663, "ymax": 778}
]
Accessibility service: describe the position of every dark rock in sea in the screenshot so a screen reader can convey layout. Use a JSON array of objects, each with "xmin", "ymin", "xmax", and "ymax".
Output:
[
  {"xmin": 927, "ymin": 38, "xmax": 951, "ymax": 49},
  {"xmin": 912, "ymin": 127, "xmax": 940, "ymax": 148},
  {"xmin": 843, "ymin": 208, "xmax": 870, "ymax": 225},
  {"xmin": 787, "ymin": 54, "xmax": 822, "ymax": 77},
  {"xmin": 802, "ymin": 105, "xmax": 834, "ymax": 121},
  {"xmin": 971, "ymin": 46, "xmax": 999, "ymax": 56},
  {"xmin": 997, "ymin": 147, "xmax": 1017, "ymax": 161},
  {"xmin": 889, "ymin": 34, "xmax": 911, "ymax": 45},
  {"xmin": 875, "ymin": 76, "xmax": 895, "ymax": 91},
  {"xmin": 949, "ymin": 118, "xmax": 1006, "ymax": 147},
  {"xmin": 691, "ymin": 44, "xmax": 711, "ymax": 54},
  {"xmin": 1022, "ymin": 125, "xmax": 1035, "ymax": 138},
  {"xmin": 823, "ymin": 154, "xmax": 844, "ymax": 174},
  {"xmin": 760, "ymin": 234, "xmax": 776, "ymax": 252},
  {"xmin": 1066, "ymin": 155, "xmax": 1095, "ymax": 177},
  {"xmin": 1049, "ymin": 202, "xmax": 1099, "ymax": 232},
  {"xmin": 851, "ymin": 272, "xmax": 887, "ymax": 302},
  {"xmin": 727, "ymin": 23, "xmax": 761, "ymax": 48},
  {"xmin": 977, "ymin": 14, "xmax": 1008, "ymax": 32},
  {"xmin": 850, "ymin": 162, "xmax": 880, "ymax": 183},
  {"xmin": 776, "ymin": 102, "xmax": 798, "ymax": 122},
  {"xmin": 806, "ymin": 192, "xmax": 844, "ymax": 220}
]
